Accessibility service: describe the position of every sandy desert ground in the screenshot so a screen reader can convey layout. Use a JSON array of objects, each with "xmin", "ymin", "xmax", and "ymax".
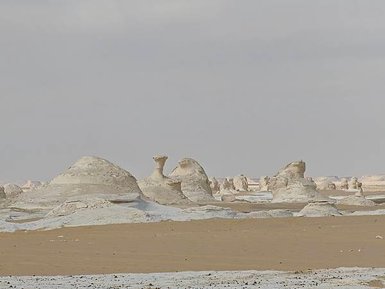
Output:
[
  {"xmin": 2, "ymin": 216, "xmax": 385, "ymax": 276},
  {"xmin": 1, "ymin": 217, "xmax": 385, "ymax": 288}
]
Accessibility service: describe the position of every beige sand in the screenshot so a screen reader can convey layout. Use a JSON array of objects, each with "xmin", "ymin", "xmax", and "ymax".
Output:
[{"xmin": 1, "ymin": 215, "xmax": 385, "ymax": 276}]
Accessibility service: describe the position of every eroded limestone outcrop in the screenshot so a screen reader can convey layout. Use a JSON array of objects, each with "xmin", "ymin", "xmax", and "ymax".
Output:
[
  {"xmin": 348, "ymin": 177, "xmax": 359, "ymax": 190},
  {"xmin": 259, "ymin": 176, "xmax": 270, "ymax": 191},
  {"xmin": 138, "ymin": 155, "xmax": 192, "ymax": 205},
  {"xmin": 169, "ymin": 158, "xmax": 214, "ymax": 203},
  {"xmin": 337, "ymin": 183, "xmax": 376, "ymax": 206},
  {"xmin": 298, "ymin": 201, "xmax": 341, "ymax": 217},
  {"xmin": 209, "ymin": 177, "xmax": 220, "ymax": 194},
  {"xmin": 268, "ymin": 161, "xmax": 327, "ymax": 203},
  {"xmin": 360, "ymin": 175, "xmax": 385, "ymax": 192},
  {"xmin": 233, "ymin": 175, "xmax": 249, "ymax": 192},
  {"xmin": 21, "ymin": 180, "xmax": 42, "ymax": 191},
  {"xmin": 3, "ymin": 184, "xmax": 23, "ymax": 198},
  {"xmin": 13, "ymin": 156, "xmax": 143, "ymax": 210},
  {"xmin": 340, "ymin": 178, "xmax": 349, "ymax": 190}
]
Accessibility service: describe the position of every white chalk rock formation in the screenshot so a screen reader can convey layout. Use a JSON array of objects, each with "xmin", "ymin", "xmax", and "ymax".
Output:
[
  {"xmin": 0, "ymin": 186, "xmax": 5, "ymax": 199},
  {"xmin": 316, "ymin": 181, "xmax": 337, "ymax": 190},
  {"xmin": 226, "ymin": 177, "xmax": 236, "ymax": 190},
  {"xmin": 21, "ymin": 180, "xmax": 42, "ymax": 191},
  {"xmin": 209, "ymin": 177, "xmax": 220, "ymax": 194},
  {"xmin": 340, "ymin": 178, "xmax": 349, "ymax": 190},
  {"xmin": 298, "ymin": 201, "xmax": 341, "ymax": 217},
  {"xmin": 233, "ymin": 175, "xmax": 249, "ymax": 191},
  {"xmin": 348, "ymin": 177, "xmax": 359, "ymax": 190},
  {"xmin": 268, "ymin": 161, "xmax": 327, "ymax": 203},
  {"xmin": 3, "ymin": 184, "xmax": 23, "ymax": 198},
  {"xmin": 138, "ymin": 155, "xmax": 192, "ymax": 205},
  {"xmin": 328, "ymin": 182, "xmax": 337, "ymax": 190},
  {"xmin": 218, "ymin": 178, "xmax": 238, "ymax": 197},
  {"xmin": 337, "ymin": 195, "xmax": 376, "ymax": 206},
  {"xmin": 360, "ymin": 175, "xmax": 385, "ymax": 192},
  {"xmin": 46, "ymin": 198, "xmax": 113, "ymax": 217},
  {"xmin": 221, "ymin": 178, "xmax": 232, "ymax": 191},
  {"xmin": 169, "ymin": 158, "xmax": 214, "ymax": 203},
  {"xmin": 14, "ymin": 156, "xmax": 143, "ymax": 209},
  {"xmin": 259, "ymin": 176, "xmax": 270, "ymax": 191},
  {"xmin": 221, "ymin": 194, "xmax": 237, "ymax": 202},
  {"xmin": 337, "ymin": 183, "xmax": 376, "ymax": 206},
  {"xmin": 247, "ymin": 209, "xmax": 293, "ymax": 218}
]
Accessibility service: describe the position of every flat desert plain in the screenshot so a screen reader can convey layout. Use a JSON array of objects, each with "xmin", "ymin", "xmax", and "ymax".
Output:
[{"xmin": 1, "ymin": 215, "xmax": 385, "ymax": 276}]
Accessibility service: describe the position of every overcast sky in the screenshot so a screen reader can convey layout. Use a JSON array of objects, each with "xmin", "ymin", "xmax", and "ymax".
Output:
[{"xmin": 1, "ymin": 0, "xmax": 385, "ymax": 182}]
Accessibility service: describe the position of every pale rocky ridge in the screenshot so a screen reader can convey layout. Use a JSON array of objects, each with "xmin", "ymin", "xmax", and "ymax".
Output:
[
  {"xmin": 2, "ymin": 155, "xmax": 385, "ymax": 232},
  {"xmin": 360, "ymin": 175, "xmax": 385, "ymax": 191}
]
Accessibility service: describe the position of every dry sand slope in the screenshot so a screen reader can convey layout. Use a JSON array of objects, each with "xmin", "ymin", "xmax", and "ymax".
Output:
[{"xmin": 1, "ymin": 216, "xmax": 385, "ymax": 276}]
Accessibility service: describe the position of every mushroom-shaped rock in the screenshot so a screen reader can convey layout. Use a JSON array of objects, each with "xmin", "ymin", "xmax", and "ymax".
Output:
[
  {"xmin": 14, "ymin": 156, "xmax": 143, "ymax": 209},
  {"xmin": 138, "ymin": 155, "xmax": 192, "ymax": 205},
  {"xmin": 4, "ymin": 184, "xmax": 23, "ymax": 198},
  {"xmin": 268, "ymin": 161, "xmax": 327, "ymax": 203},
  {"xmin": 169, "ymin": 158, "xmax": 214, "ymax": 203},
  {"xmin": 233, "ymin": 175, "xmax": 249, "ymax": 192},
  {"xmin": 298, "ymin": 201, "xmax": 341, "ymax": 217}
]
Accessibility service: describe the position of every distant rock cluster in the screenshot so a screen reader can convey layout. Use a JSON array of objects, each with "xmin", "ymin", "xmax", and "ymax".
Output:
[{"xmin": 0, "ymin": 155, "xmax": 383, "ymax": 232}]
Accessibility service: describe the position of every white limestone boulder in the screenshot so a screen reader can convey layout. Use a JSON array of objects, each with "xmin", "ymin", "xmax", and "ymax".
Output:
[
  {"xmin": 13, "ymin": 156, "xmax": 143, "ymax": 210},
  {"xmin": 3, "ymin": 184, "xmax": 23, "ymax": 198},
  {"xmin": 169, "ymin": 158, "xmax": 214, "ymax": 203},
  {"xmin": 233, "ymin": 175, "xmax": 249, "ymax": 192},
  {"xmin": 298, "ymin": 201, "xmax": 341, "ymax": 217},
  {"xmin": 268, "ymin": 161, "xmax": 327, "ymax": 203}
]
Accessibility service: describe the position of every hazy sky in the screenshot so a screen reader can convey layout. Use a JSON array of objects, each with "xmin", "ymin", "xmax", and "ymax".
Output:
[{"xmin": 1, "ymin": 0, "xmax": 385, "ymax": 182}]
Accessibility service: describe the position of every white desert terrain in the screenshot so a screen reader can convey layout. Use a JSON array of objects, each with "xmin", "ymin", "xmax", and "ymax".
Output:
[{"xmin": 1, "ymin": 156, "xmax": 385, "ymax": 288}]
